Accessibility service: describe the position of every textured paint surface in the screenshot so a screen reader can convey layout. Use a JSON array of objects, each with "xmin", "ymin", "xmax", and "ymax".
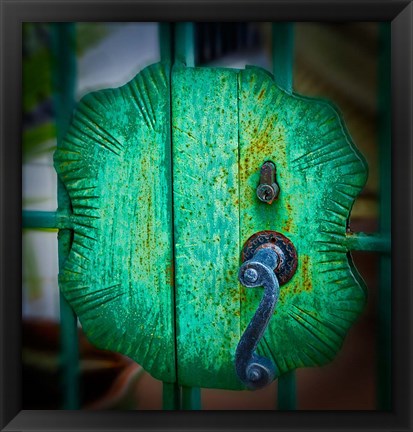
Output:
[
  {"xmin": 239, "ymin": 66, "xmax": 367, "ymax": 379},
  {"xmin": 54, "ymin": 62, "xmax": 176, "ymax": 383},
  {"xmin": 172, "ymin": 65, "xmax": 241, "ymax": 389},
  {"xmin": 55, "ymin": 62, "xmax": 367, "ymax": 390}
]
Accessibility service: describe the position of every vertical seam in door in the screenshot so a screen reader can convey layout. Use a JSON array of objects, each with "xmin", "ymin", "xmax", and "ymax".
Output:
[
  {"xmin": 237, "ymin": 70, "xmax": 242, "ymax": 344},
  {"xmin": 168, "ymin": 61, "xmax": 180, "ymax": 386}
]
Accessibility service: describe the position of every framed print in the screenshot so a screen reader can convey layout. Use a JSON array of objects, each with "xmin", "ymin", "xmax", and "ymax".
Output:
[{"xmin": 1, "ymin": 1, "xmax": 412, "ymax": 431}]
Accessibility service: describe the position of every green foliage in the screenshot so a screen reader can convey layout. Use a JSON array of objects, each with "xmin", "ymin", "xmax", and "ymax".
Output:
[
  {"xmin": 23, "ymin": 47, "xmax": 53, "ymax": 113},
  {"xmin": 76, "ymin": 23, "xmax": 108, "ymax": 56},
  {"xmin": 23, "ymin": 23, "xmax": 109, "ymax": 163},
  {"xmin": 23, "ymin": 122, "xmax": 57, "ymax": 161},
  {"xmin": 23, "ymin": 233, "xmax": 43, "ymax": 301}
]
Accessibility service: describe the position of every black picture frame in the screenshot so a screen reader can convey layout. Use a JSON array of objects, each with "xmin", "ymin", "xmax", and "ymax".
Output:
[{"xmin": 1, "ymin": 0, "xmax": 412, "ymax": 431}]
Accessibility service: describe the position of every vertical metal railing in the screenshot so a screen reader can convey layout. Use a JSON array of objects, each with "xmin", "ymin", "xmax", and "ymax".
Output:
[
  {"xmin": 377, "ymin": 22, "xmax": 391, "ymax": 411},
  {"xmin": 50, "ymin": 22, "xmax": 80, "ymax": 410},
  {"xmin": 23, "ymin": 23, "xmax": 80, "ymax": 409}
]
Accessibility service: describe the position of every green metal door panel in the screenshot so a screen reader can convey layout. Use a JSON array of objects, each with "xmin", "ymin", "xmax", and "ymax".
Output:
[
  {"xmin": 238, "ymin": 67, "xmax": 368, "ymax": 376},
  {"xmin": 55, "ymin": 61, "xmax": 368, "ymax": 390},
  {"xmin": 172, "ymin": 65, "xmax": 242, "ymax": 389},
  {"xmin": 54, "ymin": 62, "xmax": 176, "ymax": 383}
]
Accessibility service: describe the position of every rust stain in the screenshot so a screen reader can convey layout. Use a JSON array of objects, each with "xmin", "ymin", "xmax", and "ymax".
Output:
[
  {"xmin": 283, "ymin": 202, "xmax": 293, "ymax": 232},
  {"xmin": 279, "ymin": 290, "xmax": 287, "ymax": 302},
  {"xmin": 240, "ymin": 119, "xmax": 279, "ymax": 183},
  {"xmin": 300, "ymin": 255, "xmax": 312, "ymax": 292},
  {"xmin": 165, "ymin": 263, "xmax": 174, "ymax": 287}
]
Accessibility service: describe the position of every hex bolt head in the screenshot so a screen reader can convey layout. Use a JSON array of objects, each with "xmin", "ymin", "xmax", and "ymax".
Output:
[{"xmin": 243, "ymin": 268, "xmax": 258, "ymax": 283}]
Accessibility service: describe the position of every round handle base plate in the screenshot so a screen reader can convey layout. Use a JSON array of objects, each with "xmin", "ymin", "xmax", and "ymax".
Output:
[{"xmin": 241, "ymin": 231, "xmax": 298, "ymax": 285}]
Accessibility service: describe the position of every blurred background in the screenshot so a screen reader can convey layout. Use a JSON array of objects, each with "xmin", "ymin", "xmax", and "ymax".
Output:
[{"xmin": 23, "ymin": 22, "xmax": 386, "ymax": 410}]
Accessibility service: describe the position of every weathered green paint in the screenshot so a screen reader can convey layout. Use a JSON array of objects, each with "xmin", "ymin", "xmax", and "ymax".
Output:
[
  {"xmin": 55, "ymin": 61, "xmax": 367, "ymax": 391},
  {"xmin": 239, "ymin": 66, "xmax": 367, "ymax": 379},
  {"xmin": 173, "ymin": 22, "xmax": 202, "ymax": 407},
  {"xmin": 54, "ymin": 62, "xmax": 176, "ymax": 383},
  {"xmin": 172, "ymin": 65, "xmax": 241, "ymax": 389}
]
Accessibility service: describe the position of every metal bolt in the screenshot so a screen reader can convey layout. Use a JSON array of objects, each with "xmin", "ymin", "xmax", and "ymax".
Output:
[{"xmin": 243, "ymin": 268, "xmax": 258, "ymax": 283}]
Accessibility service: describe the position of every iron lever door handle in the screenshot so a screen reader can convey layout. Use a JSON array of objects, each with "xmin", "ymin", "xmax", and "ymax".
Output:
[{"xmin": 236, "ymin": 247, "xmax": 280, "ymax": 389}]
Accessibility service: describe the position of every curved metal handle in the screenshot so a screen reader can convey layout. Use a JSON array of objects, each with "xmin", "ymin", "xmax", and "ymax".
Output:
[{"xmin": 236, "ymin": 247, "xmax": 280, "ymax": 389}]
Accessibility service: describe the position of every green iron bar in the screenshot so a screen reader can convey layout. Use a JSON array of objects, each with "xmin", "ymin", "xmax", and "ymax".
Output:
[
  {"xmin": 159, "ymin": 23, "xmax": 173, "ymax": 64},
  {"xmin": 272, "ymin": 23, "xmax": 294, "ymax": 95},
  {"xmin": 175, "ymin": 22, "xmax": 195, "ymax": 67},
  {"xmin": 50, "ymin": 22, "xmax": 80, "ymax": 410},
  {"xmin": 22, "ymin": 210, "xmax": 103, "ymax": 233},
  {"xmin": 181, "ymin": 386, "xmax": 201, "ymax": 410},
  {"xmin": 162, "ymin": 382, "xmax": 201, "ymax": 411},
  {"xmin": 345, "ymin": 232, "xmax": 391, "ymax": 253},
  {"xmin": 277, "ymin": 370, "xmax": 296, "ymax": 411},
  {"xmin": 377, "ymin": 22, "xmax": 391, "ymax": 411},
  {"xmin": 162, "ymin": 382, "xmax": 180, "ymax": 411},
  {"xmin": 22, "ymin": 210, "xmax": 58, "ymax": 229},
  {"xmin": 22, "ymin": 210, "xmax": 72, "ymax": 230},
  {"xmin": 22, "ymin": 210, "xmax": 391, "ymax": 252},
  {"xmin": 272, "ymin": 22, "xmax": 297, "ymax": 411}
]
